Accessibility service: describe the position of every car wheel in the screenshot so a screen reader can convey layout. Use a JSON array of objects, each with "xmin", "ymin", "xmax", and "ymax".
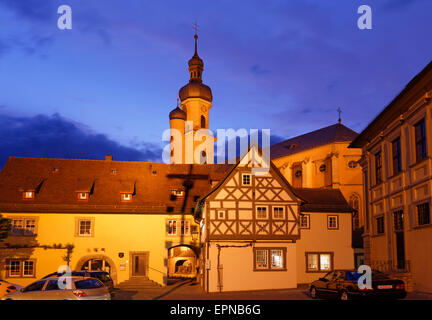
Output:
[
  {"xmin": 310, "ymin": 286, "xmax": 318, "ymax": 299},
  {"xmin": 340, "ymin": 290, "xmax": 349, "ymax": 300}
]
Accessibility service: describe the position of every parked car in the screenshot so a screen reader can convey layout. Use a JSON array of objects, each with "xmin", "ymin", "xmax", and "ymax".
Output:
[
  {"xmin": 2, "ymin": 276, "xmax": 111, "ymax": 300},
  {"xmin": 309, "ymin": 269, "xmax": 407, "ymax": 300},
  {"xmin": 42, "ymin": 271, "xmax": 114, "ymax": 291},
  {"xmin": 0, "ymin": 280, "xmax": 22, "ymax": 299}
]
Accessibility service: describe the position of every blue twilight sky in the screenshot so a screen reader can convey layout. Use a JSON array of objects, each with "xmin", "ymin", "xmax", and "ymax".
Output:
[{"xmin": 0, "ymin": 0, "xmax": 431, "ymax": 166}]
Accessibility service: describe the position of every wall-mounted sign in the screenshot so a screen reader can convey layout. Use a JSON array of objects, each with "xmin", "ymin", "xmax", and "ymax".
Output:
[{"xmin": 118, "ymin": 252, "xmax": 124, "ymax": 258}]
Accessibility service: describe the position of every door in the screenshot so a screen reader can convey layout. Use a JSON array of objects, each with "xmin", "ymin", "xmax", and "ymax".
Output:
[
  {"xmin": 393, "ymin": 211, "xmax": 405, "ymax": 270},
  {"xmin": 132, "ymin": 253, "xmax": 148, "ymax": 277}
]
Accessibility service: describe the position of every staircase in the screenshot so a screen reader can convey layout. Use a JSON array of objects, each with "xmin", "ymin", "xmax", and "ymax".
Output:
[{"xmin": 117, "ymin": 277, "xmax": 163, "ymax": 290}]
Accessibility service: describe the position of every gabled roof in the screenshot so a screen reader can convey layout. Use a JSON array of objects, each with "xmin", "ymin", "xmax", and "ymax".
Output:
[
  {"xmin": 271, "ymin": 123, "xmax": 358, "ymax": 159},
  {"xmin": 0, "ymin": 157, "xmax": 229, "ymax": 214},
  {"xmin": 294, "ymin": 188, "xmax": 353, "ymax": 213}
]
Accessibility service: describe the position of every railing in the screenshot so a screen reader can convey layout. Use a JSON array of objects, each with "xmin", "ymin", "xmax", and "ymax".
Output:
[{"xmin": 371, "ymin": 260, "xmax": 411, "ymax": 273}]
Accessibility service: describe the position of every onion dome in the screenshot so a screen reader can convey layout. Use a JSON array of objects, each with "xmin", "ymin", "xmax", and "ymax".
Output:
[
  {"xmin": 178, "ymin": 33, "xmax": 213, "ymax": 102},
  {"xmin": 169, "ymin": 106, "xmax": 186, "ymax": 120}
]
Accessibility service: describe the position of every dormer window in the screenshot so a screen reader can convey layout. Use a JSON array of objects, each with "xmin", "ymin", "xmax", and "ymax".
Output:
[
  {"xmin": 172, "ymin": 190, "xmax": 184, "ymax": 197},
  {"xmin": 23, "ymin": 191, "xmax": 34, "ymax": 199},
  {"xmin": 78, "ymin": 192, "xmax": 89, "ymax": 200},
  {"xmin": 121, "ymin": 193, "xmax": 132, "ymax": 201}
]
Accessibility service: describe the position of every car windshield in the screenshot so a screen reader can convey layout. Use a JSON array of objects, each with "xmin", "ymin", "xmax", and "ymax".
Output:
[{"xmin": 75, "ymin": 279, "xmax": 103, "ymax": 289}]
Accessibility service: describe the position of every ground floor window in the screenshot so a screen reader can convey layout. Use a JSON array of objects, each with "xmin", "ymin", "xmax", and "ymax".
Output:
[
  {"xmin": 306, "ymin": 252, "xmax": 333, "ymax": 272},
  {"xmin": 417, "ymin": 202, "xmax": 430, "ymax": 226},
  {"xmin": 6, "ymin": 259, "xmax": 36, "ymax": 278},
  {"xmin": 80, "ymin": 258, "xmax": 111, "ymax": 273},
  {"xmin": 254, "ymin": 248, "xmax": 286, "ymax": 271}
]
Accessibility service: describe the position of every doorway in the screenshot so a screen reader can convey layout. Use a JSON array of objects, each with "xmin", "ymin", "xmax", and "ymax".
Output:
[
  {"xmin": 393, "ymin": 210, "xmax": 406, "ymax": 270},
  {"xmin": 130, "ymin": 252, "xmax": 149, "ymax": 277}
]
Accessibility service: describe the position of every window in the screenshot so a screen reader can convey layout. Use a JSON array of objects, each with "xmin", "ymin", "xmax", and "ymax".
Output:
[
  {"xmin": 327, "ymin": 215, "xmax": 339, "ymax": 229},
  {"xmin": 415, "ymin": 119, "xmax": 427, "ymax": 162},
  {"xmin": 10, "ymin": 218, "xmax": 37, "ymax": 236},
  {"xmin": 45, "ymin": 280, "xmax": 61, "ymax": 291},
  {"xmin": 254, "ymin": 248, "xmax": 286, "ymax": 271},
  {"xmin": 299, "ymin": 214, "xmax": 310, "ymax": 229},
  {"xmin": 7, "ymin": 259, "xmax": 36, "ymax": 278},
  {"xmin": 167, "ymin": 220, "xmax": 190, "ymax": 235},
  {"xmin": 319, "ymin": 164, "xmax": 326, "ymax": 172},
  {"xmin": 417, "ymin": 202, "xmax": 430, "ymax": 226},
  {"xmin": 201, "ymin": 115, "xmax": 206, "ymax": 128},
  {"xmin": 392, "ymin": 137, "xmax": 402, "ymax": 175},
  {"xmin": 273, "ymin": 207, "xmax": 284, "ymax": 219},
  {"xmin": 376, "ymin": 216, "xmax": 385, "ymax": 234},
  {"xmin": 306, "ymin": 253, "xmax": 333, "ymax": 272},
  {"xmin": 23, "ymin": 280, "xmax": 45, "ymax": 292},
  {"xmin": 256, "ymin": 206, "xmax": 268, "ymax": 219},
  {"xmin": 180, "ymin": 220, "xmax": 190, "ymax": 235},
  {"xmin": 295, "ymin": 170, "xmax": 302, "ymax": 178},
  {"xmin": 375, "ymin": 151, "xmax": 382, "ymax": 185},
  {"xmin": 167, "ymin": 220, "xmax": 177, "ymax": 235},
  {"xmin": 348, "ymin": 160, "xmax": 358, "ymax": 169},
  {"xmin": 393, "ymin": 210, "xmax": 404, "ymax": 231},
  {"xmin": 217, "ymin": 210, "xmax": 226, "ymax": 220},
  {"xmin": 349, "ymin": 195, "xmax": 360, "ymax": 230},
  {"xmin": 23, "ymin": 191, "xmax": 34, "ymax": 199},
  {"xmin": 172, "ymin": 190, "xmax": 184, "ymax": 197},
  {"xmin": 78, "ymin": 192, "xmax": 88, "ymax": 200},
  {"xmin": 121, "ymin": 193, "xmax": 132, "ymax": 201},
  {"xmin": 242, "ymin": 174, "xmax": 251, "ymax": 186},
  {"xmin": 78, "ymin": 219, "xmax": 92, "ymax": 236}
]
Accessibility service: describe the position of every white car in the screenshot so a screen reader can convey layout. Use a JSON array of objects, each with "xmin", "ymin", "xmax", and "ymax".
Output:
[
  {"xmin": 2, "ymin": 276, "xmax": 110, "ymax": 300},
  {"xmin": 0, "ymin": 279, "xmax": 22, "ymax": 299}
]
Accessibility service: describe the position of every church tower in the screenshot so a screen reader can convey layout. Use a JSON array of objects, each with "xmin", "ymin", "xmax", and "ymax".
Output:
[{"xmin": 169, "ymin": 29, "xmax": 214, "ymax": 164}]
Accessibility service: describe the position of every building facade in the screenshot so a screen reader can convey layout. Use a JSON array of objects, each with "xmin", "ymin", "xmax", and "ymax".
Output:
[{"xmin": 350, "ymin": 61, "xmax": 432, "ymax": 292}]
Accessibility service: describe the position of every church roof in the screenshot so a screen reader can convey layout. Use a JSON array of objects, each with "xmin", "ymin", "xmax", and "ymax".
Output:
[
  {"xmin": 0, "ymin": 157, "xmax": 230, "ymax": 215},
  {"xmin": 294, "ymin": 187, "xmax": 353, "ymax": 213},
  {"xmin": 270, "ymin": 123, "xmax": 358, "ymax": 159}
]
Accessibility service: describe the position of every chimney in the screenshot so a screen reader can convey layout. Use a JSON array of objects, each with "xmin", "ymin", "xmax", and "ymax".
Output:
[{"xmin": 105, "ymin": 153, "xmax": 112, "ymax": 161}]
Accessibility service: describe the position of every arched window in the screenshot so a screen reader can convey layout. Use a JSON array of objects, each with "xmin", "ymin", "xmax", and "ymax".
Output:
[
  {"xmin": 201, "ymin": 115, "xmax": 206, "ymax": 128},
  {"xmin": 349, "ymin": 194, "xmax": 360, "ymax": 230}
]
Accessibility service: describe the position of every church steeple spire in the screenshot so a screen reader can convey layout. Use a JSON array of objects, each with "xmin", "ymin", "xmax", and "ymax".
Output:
[{"xmin": 188, "ymin": 24, "xmax": 204, "ymax": 83}]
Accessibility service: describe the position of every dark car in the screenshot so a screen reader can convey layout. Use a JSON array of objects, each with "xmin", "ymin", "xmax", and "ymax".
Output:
[
  {"xmin": 309, "ymin": 269, "xmax": 407, "ymax": 300},
  {"xmin": 42, "ymin": 271, "xmax": 114, "ymax": 291}
]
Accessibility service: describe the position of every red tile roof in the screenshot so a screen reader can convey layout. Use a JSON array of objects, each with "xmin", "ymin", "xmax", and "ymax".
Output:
[
  {"xmin": 294, "ymin": 187, "xmax": 353, "ymax": 213},
  {"xmin": 0, "ymin": 157, "xmax": 230, "ymax": 214}
]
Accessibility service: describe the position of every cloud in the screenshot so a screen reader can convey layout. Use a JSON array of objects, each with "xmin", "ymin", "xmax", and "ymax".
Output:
[{"xmin": 0, "ymin": 113, "xmax": 163, "ymax": 168}]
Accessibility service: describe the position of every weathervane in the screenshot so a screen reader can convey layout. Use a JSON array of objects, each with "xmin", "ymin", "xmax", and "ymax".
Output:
[{"xmin": 337, "ymin": 107, "xmax": 342, "ymax": 124}]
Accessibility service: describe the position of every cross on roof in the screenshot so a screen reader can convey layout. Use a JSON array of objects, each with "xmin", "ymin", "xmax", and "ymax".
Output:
[
  {"xmin": 337, "ymin": 107, "xmax": 342, "ymax": 124},
  {"xmin": 193, "ymin": 22, "xmax": 199, "ymax": 35}
]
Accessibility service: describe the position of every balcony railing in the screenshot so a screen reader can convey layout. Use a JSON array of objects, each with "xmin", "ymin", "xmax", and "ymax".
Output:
[{"xmin": 371, "ymin": 260, "xmax": 411, "ymax": 273}]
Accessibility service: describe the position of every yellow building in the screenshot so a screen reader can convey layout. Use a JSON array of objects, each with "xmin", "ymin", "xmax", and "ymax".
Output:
[
  {"xmin": 271, "ymin": 123, "xmax": 364, "ymax": 267},
  {"xmin": 0, "ymin": 157, "xmax": 227, "ymax": 287},
  {"xmin": 350, "ymin": 60, "xmax": 432, "ymax": 293}
]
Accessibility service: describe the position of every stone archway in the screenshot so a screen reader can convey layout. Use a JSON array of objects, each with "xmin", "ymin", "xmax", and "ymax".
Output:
[
  {"xmin": 167, "ymin": 245, "xmax": 198, "ymax": 278},
  {"xmin": 75, "ymin": 254, "xmax": 118, "ymax": 285}
]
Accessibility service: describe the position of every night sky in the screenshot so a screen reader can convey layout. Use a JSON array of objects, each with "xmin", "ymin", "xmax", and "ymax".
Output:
[{"xmin": 0, "ymin": 0, "xmax": 431, "ymax": 167}]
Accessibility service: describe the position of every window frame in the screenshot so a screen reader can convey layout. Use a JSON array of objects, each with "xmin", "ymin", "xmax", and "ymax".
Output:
[
  {"xmin": 10, "ymin": 217, "xmax": 38, "ymax": 236},
  {"xmin": 77, "ymin": 192, "xmax": 89, "ymax": 201},
  {"xmin": 121, "ymin": 193, "xmax": 132, "ymax": 201},
  {"xmin": 272, "ymin": 206, "xmax": 285, "ymax": 220},
  {"xmin": 392, "ymin": 137, "xmax": 402, "ymax": 175},
  {"xmin": 416, "ymin": 202, "xmax": 430, "ymax": 226},
  {"xmin": 414, "ymin": 119, "xmax": 427, "ymax": 162},
  {"xmin": 375, "ymin": 150, "xmax": 382, "ymax": 185},
  {"xmin": 22, "ymin": 191, "xmax": 34, "ymax": 200},
  {"xmin": 299, "ymin": 214, "xmax": 310, "ymax": 229},
  {"xmin": 241, "ymin": 173, "xmax": 251, "ymax": 186},
  {"xmin": 166, "ymin": 219, "xmax": 191, "ymax": 236},
  {"xmin": 305, "ymin": 252, "xmax": 334, "ymax": 273},
  {"xmin": 375, "ymin": 215, "xmax": 385, "ymax": 235},
  {"xmin": 75, "ymin": 218, "xmax": 95, "ymax": 237},
  {"xmin": 253, "ymin": 247, "xmax": 287, "ymax": 271},
  {"xmin": 256, "ymin": 206, "xmax": 268, "ymax": 220},
  {"xmin": 327, "ymin": 215, "xmax": 339, "ymax": 230},
  {"xmin": 6, "ymin": 259, "xmax": 36, "ymax": 278}
]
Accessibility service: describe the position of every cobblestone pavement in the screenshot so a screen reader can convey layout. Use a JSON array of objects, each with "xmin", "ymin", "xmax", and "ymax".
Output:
[{"xmin": 111, "ymin": 279, "xmax": 432, "ymax": 300}]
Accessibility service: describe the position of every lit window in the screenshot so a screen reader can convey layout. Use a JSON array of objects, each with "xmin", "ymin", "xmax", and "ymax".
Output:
[
  {"xmin": 78, "ymin": 192, "xmax": 88, "ymax": 200},
  {"xmin": 327, "ymin": 215, "xmax": 339, "ymax": 229},
  {"xmin": 271, "ymin": 250, "xmax": 283, "ymax": 269},
  {"xmin": 78, "ymin": 219, "xmax": 92, "ymax": 236},
  {"xmin": 306, "ymin": 253, "xmax": 333, "ymax": 272},
  {"xmin": 23, "ymin": 191, "xmax": 34, "ymax": 199},
  {"xmin": 256, "ymin": 206, "xmax": 268, "ymax": 219},
  {"xmin": 255, "ymin": 250, "xmax": 268, "ymax": 269},
  {"xmin": 172, "ymin": 190, "xmax": 184, "ymax": 197},
  {"xmin": 242, "ymin": 174, "xmax": 251, "ymax": 186},
  {"xmin": 299, "ymin": 214, "xmax": 310, "ymax": 228},
  {"xmin": 122, "ymin": 193, "xmax": 132, "ymax": 201},
  {"xmin": 273, "ymin": 207, "xmax": 284, "ymax": 219}
]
